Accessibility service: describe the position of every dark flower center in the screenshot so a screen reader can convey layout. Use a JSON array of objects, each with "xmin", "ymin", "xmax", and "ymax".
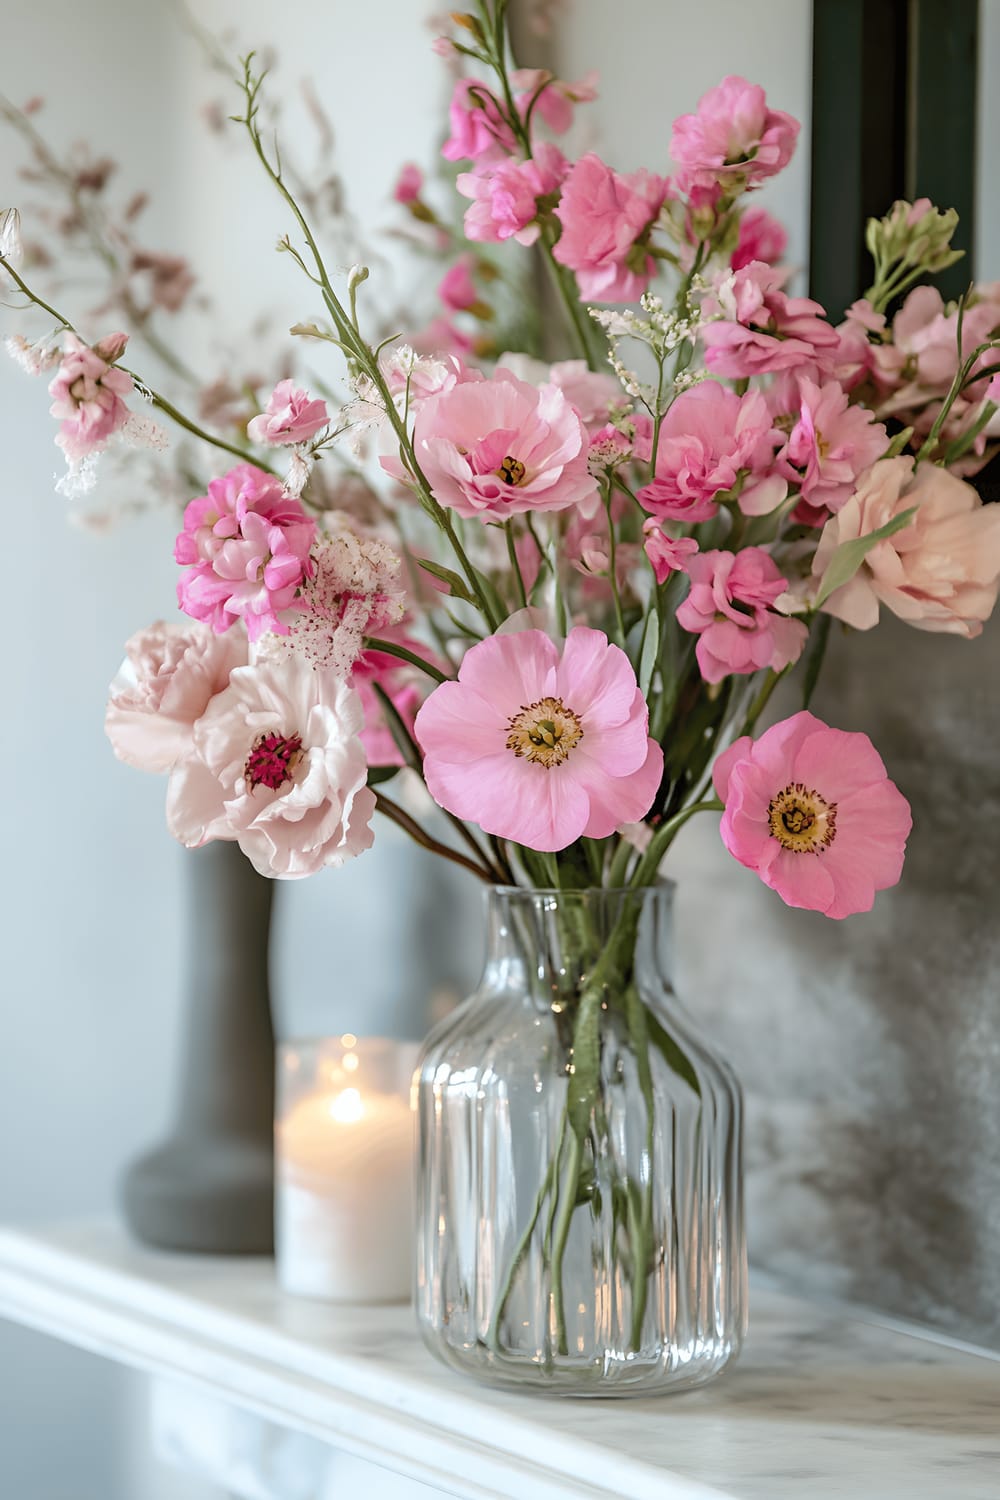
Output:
[
  {"xmin": 496, "ymin": 454, "xmax": 527, "ymax": 486},
  {"xmin": 506, "ymin": 696, "xmax": 583, "ymax": 768},
  {"xmin": 244, "ymin": 732, "xmax": 303, "ymax": 792},
  {"xmin": 767, "ymin": 782, "xmax": 837, "ymax": 853}
]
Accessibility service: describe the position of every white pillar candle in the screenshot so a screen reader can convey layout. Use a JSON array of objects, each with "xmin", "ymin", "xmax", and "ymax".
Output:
[{"xmin": 275, "ymin": 1037, "xmax": 418, "ymax": 1303}]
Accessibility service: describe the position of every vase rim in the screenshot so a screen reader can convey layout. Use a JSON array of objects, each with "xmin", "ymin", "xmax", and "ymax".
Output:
[{"xmin": 488, "ymin": 880, "xmax": 675, "ymax": 898}]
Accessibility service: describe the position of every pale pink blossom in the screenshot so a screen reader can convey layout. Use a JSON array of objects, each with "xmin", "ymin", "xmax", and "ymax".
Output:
[
  {"xmin": 105, "ymin": 620, "xmax": 247, "ymax": 773},
  {"xmin": 283, "ymin": 526, "xmax": 406, "ymax": 677},
  {"xmin": 553, "ymin": 154, "xmax": 669, "ymax": 303},
  {"xmin": 393, "ymin": 162, "xmax": 424, "ymax": 204},
  {"xmin": 676, "ymin": 547, "xmax": 808, "ymax": 682},
  {"xmin": 441, "ymin": 78, "xmax": 517, "ymax": 164},
  {"xmin": 813, "ymin": 456, "xmax": 1000, "ymax": 638},
  {"xmin": 247, "ymin": 380, "xmax": 329, "ymax": 447},
  {"xmin": 381, "ymin": 345, "xmax": 478, "ymax": 407},
  {"xmin": 511, "ymin": 68, "xmax": 598, "ymax": 134},
  {"xmin": 175, "ymin": 464, "xmax": 317, "ymax": 642},
  {"xmin": 408, "ymin": 369, "xmax": 597, "ymax": 520},
  {"xmin": 497, "ymin": 352, "xmax": 620, "ymax": 428},
  {"xmin": 637, "ymin": 383, "xmax": 780, "ymax": 523},
  {"xmin": 702, "ymin": 261, "xmax": 839, "ymax": 378},
  {"xmin": 438, "ymin": 255, "xmax": 480, "ymax": 312},
  {"xmin": 458, "ymin": 144, "xmax": 567, "ymax": 247},
  {"xmin": 5, "ymin": 332, "xmax": 60, "ymax": 375},
  {"xmin": 406, "ymin": 316, "xmax": 476, "ymax": 360},
  {"xmin": 165, "ymin": 654, "xmax": 375, "ymax": 880},
  {"xmin": 415, "ymin": 626, "xmax": 663, "ymax": 852},
  {"xmin": 713, "ymin": 710, "xmax": 911, "ymax": 919},
  {"xmin": 130, "ymin": 250, "xmax": 195, "ymax": 313},
  {"xmin": 731, "ymin": 206, "xmax": 787, "ymax": 270},
  {"xmin": 777, "ymin": 377, "xmax": 887, "ymax": 516},
  {"xmin": 642, "ymin": 522, "xmax": 698, "ymax": 583},
  {"xmin": 48, "ymin": 330, "xmax": 133, "ymax": 463},
  {"xmin": 670, "ymin": 76, "xmax": 799, "ymax": 196}
]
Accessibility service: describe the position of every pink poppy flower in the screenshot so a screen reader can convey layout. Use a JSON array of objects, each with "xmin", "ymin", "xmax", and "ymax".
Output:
[
  {"xmin": 247, "ymin": 380, "xmax": 329, "ymax": 447},
  {"xmin": 175, "ymin": 464, "xmax": 317, "ymax": 642},
  {"xmin": 409, "ymin": 370, "xmax": 597, "ymax": 520},
  {"xmin": 105, "ymin": 620, "xmax": 248, "ymax": 774},
  {"xmin": 414, "ymin": 627, "xmax": 663, "ymax": 852},
  {"xmin": 166, "ymin": 654, "xmax": 375, "ymax": 879},
  {"xmin": 642, "ymin": 522, "xmax": 698, "ymax": 583},
  {"xmin": 776, "ymin": 376, "xmax": 887, "ymax": 515},
  {"xmin": 813, "ymin": 456, "xmax": 1000, "ymax": 638},
  {"xmin": 713, "ymin": 710, "xmax": 911, "ymax": 919},
  {"xmin": 393, "ymin": 162, "xmax": 423, "ymax": 204},
  {"xmin": 670, "ymin": 76, "xmax": 799, "ymax": 196},
  {"xmin": 731, "ymin": 206, "xmax": 787, "ymax": 270},
  {"xmin": 458, "ymin": 144, "xmax": 567, "ymax": 247},
  {"xmin": 676, "ymin": 548, "xmax": 808, "ymax": 683},
  {"xmin": 441, "ymin": 78, "xmax": 517, "ymax": 164},
  {"xmin": 701, "ymin": 262, "xmax": 839, "ymax": 378},
  {"xmin": 553, "ymin": 154, "xmax": 669, "ymax": 303},
  {"xmin": 48, "ymin": 329, "xmax": 133, "ymax": 462},
  {"xmin": 637, "ymin": 383, "xmax": 780, "ymax": 523}
]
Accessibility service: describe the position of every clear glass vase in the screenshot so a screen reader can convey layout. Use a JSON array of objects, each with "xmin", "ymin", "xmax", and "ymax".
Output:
[{"xmin": 415, "ymin": 884, "xmax": 746, "ymax": 1396}]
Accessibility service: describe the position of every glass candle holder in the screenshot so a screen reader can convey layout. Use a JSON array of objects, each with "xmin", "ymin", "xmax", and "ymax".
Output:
[{"xmin": 275, "ymin": 1035, "xmax": 419, "ymax": 1302}]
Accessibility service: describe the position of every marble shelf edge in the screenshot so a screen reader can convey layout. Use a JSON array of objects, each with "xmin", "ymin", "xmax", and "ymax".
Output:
[{"xmin": 0, "ymin": 1222, "xmax": 728, "ymax": 1500}]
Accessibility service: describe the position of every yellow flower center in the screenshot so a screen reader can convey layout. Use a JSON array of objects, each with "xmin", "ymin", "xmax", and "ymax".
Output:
[
  {"xmin": 767, "ymin": 782, "xmax": 838, "ymax": 854},
  {"xmin": 506, "ymin": 696, "xmax": 583, "ymax": 768},
  {"xmin": 496, "ymin": 454, "xmax": 527, "ymax": 486}
]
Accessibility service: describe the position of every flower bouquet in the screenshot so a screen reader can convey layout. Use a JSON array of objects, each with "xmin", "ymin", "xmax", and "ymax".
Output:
[{"xmin": 6, "ymin": 0, "xmax": 1000, "ymax": 1394}]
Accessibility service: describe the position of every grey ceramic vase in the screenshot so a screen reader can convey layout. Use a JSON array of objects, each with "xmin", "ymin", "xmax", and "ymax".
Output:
[{"xmin": 120, "ymin": 841, "xmax": 276, "ymax": 1254}]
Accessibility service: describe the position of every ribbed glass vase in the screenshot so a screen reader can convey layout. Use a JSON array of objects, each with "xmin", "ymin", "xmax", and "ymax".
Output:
[{"xmin": 415, "ymin": 884, "xmax": 746, "ymax": 1396}]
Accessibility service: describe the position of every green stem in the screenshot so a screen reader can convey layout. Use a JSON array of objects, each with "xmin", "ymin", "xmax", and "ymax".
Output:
[
  {"xmin": 504, "ymin": 520, "xmax": 528, "ymax": 609},
  {"xmin": 373, "ymin": 792, "xmax": 494, "ymax": 882},
  {"xmin": 549, "ymin": 1130, "xmax": 583, "ymax": 1356},
  {"xmin": 364, "ymin": 637, "xmax": 450, "ymax": 684}
]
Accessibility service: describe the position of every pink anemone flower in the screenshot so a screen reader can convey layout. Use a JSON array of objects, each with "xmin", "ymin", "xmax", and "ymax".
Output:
[
  {"xmin": 414, "ymin": 627, "xmax": 663, "ymax": 852},
  {"xmin": 713, "ymin": 710, "xmax": 911, "ymax": 919}
]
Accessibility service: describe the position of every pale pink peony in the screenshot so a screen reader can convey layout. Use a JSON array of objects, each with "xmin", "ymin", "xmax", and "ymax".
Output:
[
  {"xmin": 409, "ymin": 369, "xmax": 597, "ymax": 520},
  {"xmin": 165, "ymin": 654, "xmax": 375, "ymax": 879},
  {"xmin": 731, "ymin": 206, "xmax": 788, "ymax": 270},
  {"xmin": 553, "ymin": 154, "xmax": 669, "ymax": 303},
  {"xmin": 393, "ymin": 162, "xmax": 424, "ymax": 204},
  {"xmin": 283, "ymin": 527, "xmax": 405, "ymax": 677},
  {"xmin": 637, "ymin": 383, "xmax": 780, "ymax": 522},
  {"xmin": 175, "ymin": 464, "xmax": 317, "ymax": 642},
  {"xmin": 414, "ymin": 626, "xmax": 663, "ymax": 852},
  {"xmin": 458, "ymin": 143, "xmax": 567, "ymax": 247},
  {"xmin": 247, "ymin": 380, "xmax": 329, "ymax": 447},
  {"xmin": 642, "ymin": 522, "xmax": 698, "ymax": 583},
  {"xmin": 702, "ymin": 262, "xmax": 839, "ymax": 378},
  {"xmin": 105, "ymin": 620, "xmax": 248, "ymax": 774},
  {"xmin": 48, "ymin": 330, "xmax": 133, "ymax": 462},
  {"xmin": 813, "ymin": 456, "xmax": 1000, "ymax": 638},
  {"xmin": 776, "ymin": 376, "xmax": 887, "ymax": 516},
  {"xmin": 438, "ymin": 255, "xmax": 480, "ymax": 312},
  {"xmin": 713, "ymin": 710, "xmax": 911, "ymax": 919},
  {"xmin": 670, "ymin": 76, "xmax": 799, "ymax": 196},
  {"xmin": 441, "ymin": 78, "xmax": 517, "ymax": 164},
  {"xmin": 677, "ymin": 547, "xmax": 808, "ymax": 682},
  {"xmin": 511, "ymin": 68, "xmax": 598, "ymax": 134}
]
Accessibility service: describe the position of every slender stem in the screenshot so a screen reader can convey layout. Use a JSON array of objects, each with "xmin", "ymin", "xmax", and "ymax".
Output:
[
  {"xmin": 504, "ymin": 521, "xmax": 528, "ymax": 609},
  {"xmin": 549, "ymin": 1130, "xmax": 583, "ymax": 1356},
  {"xmin": 630, "ymin": 798, "xmax": 723, "ymax": 890},
  {"xmin": 364, "ymin": 637, "xmax": 451, "ymax": 684},
  {"xmin": 374, "ymin": 792, "xmax": 494, "ymax": 882},
  {"xmin": 603, "ymin": 487, "xmax": 626, "ymax": 646}
]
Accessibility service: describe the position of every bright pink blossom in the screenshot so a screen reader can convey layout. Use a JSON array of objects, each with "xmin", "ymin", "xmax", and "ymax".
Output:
[
  {"xmin": 670, "ymin": 76, "xmax": 799, "ymax": 196},
  {"xmin": 408, "ymin": 370, "xmax": 597, "ymax": 520},
  {"xmin": 676, "ymin": 547, "xmax": 808, "ymax": 683},
  {"xmin": 777, "ymin": 376, "xmax": 887, "ymax": 516},
  {"xmin": 731, "ymin": 206, "xmax": 787, "ymax": 270},
  {"xmin": 175, "ymin": 464, "xmax": 317, "ymax": 642},
  {"xmin": 415, "ymin": 627, "xmax": 663, "ymax": 852},
  {"xmin": 247, "ymin": 380, "xmax": 329, "ymax": 447},
  {"xmin": 458, "ymin": 143, "xmax": 567, "ymax": 247},
  {"xmin": 713, "ymin": 710, "xmax": 911, "ymax": 919},
  {"xmin": 553, "ymin": 154, "xmax": 669, "ymax": 303},
  {"xmin": 48, "ymin": 330, "xmax": 133, "ymax": 462},
  {"xmin": 702, "ymin": 261, "xmax": 839, "ymax": 378},
  {"xmin": 441, "ymin": 78, "xmax": 517, "ymax": 164},
  {"xmin": 511, "ymin": 68, "xmax": 598, "ymax": 134},
  {"xmin": 642, "ymin": 522, "xmax": 698, "ymax": 583},
  {"xmin": 637, "ymin": 383, "xmax": 781, "ymax": 523},
  {"xmin": 393, "ymin": 162, "xmax": 424, "ymax": 204},
  {"xmin": 438, "ymin": 255, "xmax": 480, "ymax": 312}
]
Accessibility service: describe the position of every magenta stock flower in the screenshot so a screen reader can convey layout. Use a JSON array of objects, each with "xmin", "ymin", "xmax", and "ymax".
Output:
[
  {"xmin": 731, "ymin": 206, "xmax": 787, "ymax": 270},
  {"xmin": 642, "ymin": 522, "xmax": 698, "ymax": 584},
  {"xmin": 553, "ymin": 154, "xmax": 669, "ymax": 303},
  {"xmin": 637, "ymin": 382, "xmax": 780, "ymax": 523},
  {"xmin": 702, "ymin": 261, "xmax": 839, "ymax": 378},
  {"xmin": 415, "ymin": 627, "xmax": 663, "ymax": 852},
  {"xmin": 676, "ymin": 548, "xmax": 808, "ymax": 683},
  {"xmin": 410, "ymin": 369, "xmax": 597, "ymax": 520},
  {"xmin": 713, "ymin": 711, "xmax": 911, "ymax": 919},
  {"xmin": 458, "ymin": 143, "xmax": 567, "ymax": 247},
  {"xmin": 48, "ymin": 330, "xmax": 133, "ymax": 463},
  {"xmin": 776, "ymin": 376, "xmax": 887, "ymax": 516},
  {"xmin": 670, "ymin": 75, "xmax": 799, "ymax": 196},
  {"xmin": 442, "ymin": 78, "xmax": 517, "ymax": 164},
  {"xmin": 247, "ymin": 380, "xmax": 329, "ymax": 447},
  {"xmin": 175, "ymin": 463, "xmax": 317, "ymax": 642}
]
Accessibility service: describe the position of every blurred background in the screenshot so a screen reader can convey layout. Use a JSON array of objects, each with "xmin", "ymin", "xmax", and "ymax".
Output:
[{"xmin": 2, "ymin": 1, "xmax": 998, "ymax": 1495}]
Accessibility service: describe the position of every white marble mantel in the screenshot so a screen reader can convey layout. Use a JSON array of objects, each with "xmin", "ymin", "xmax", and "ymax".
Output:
[{"xmin": 0, "ymin": 1222, "xmax": 998, "ymax": 1500}]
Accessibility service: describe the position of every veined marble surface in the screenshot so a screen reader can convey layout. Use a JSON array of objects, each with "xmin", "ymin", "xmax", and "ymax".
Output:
[{"xmin": 0, "ymin": 1222, "xmax": 998, "ymax": 1500}]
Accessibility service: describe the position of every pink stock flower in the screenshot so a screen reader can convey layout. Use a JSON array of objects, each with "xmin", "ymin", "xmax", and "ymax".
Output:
[
  {"xmin": 441, "ymin": 78, "xmax": 517, "ymax": 164},
  {"xmin": 511, "ymin": 68, "xmax": 598, "ymax": 134},
  {"xmin": 284, "ymin": 527, "xmax": 405, "ymax": 677},
  {"xmin": 713, "ymin": 711, "xmax": 911, "ymax": 919},
  {"xmin": 165, "ymin": 654, "xmax": 375, "ymax": 880},
  {"xmin": 731, "ymin": 206, "xmax": 787, "ymax": 270},
  {"xmin": 414, "ymin": 627, "xmax": 663, "ymax": 852},
  {"xmin": 409, "ymin": 369, "xmax": 597, "ymax": 520},
  {"xmin": 393, "ymin": 162, "xmax": 424, "ymax": 204},
  {"xmin": 670, "ymin": 76, "xmax": 799, "ymax": 196},
  {"xmin": 105, "ymin": 620, "xmax": 248, "ymax": 774},
  {"xmin": 813, "ymin": 456, "xmax": 1000, "ymax": 638},
  {"xmin": 438, "ymin": 255, "xmax": 480, "ymax": 312},
  {"xmin": 48, "ymin": 330, "xmax": 133, "ymax": 463},
  {"xmin": 776, "ymin": 376, "xmax": 887, "ymax": 516},
  {"xmin": 637, "ymin": 382, "xmax": 780, "ymax": 523},
  {"xmin": 458, "ymin": 143, "xmax": 567, "ymax": 247},
  {"xmin": 175, "ymin": 464, "xmax": 317, "ymax": 642},
  {"xmin": 642, "ymin": 522, "xmax": 698, "ymax": 583},
  {"xmin": 247, "ymin": 380, "xmax": 329, "ymax": 447},
  {"xmin": 553, "ymin": 154, "xmax": 669, "ymax": 303},
  {"xmin": 676, "ymin": 547, "xmax": 808, "ymax": 683},
  {"xmin": 702, "ymin": 261, "xmax": 839, "ymax": 378}
]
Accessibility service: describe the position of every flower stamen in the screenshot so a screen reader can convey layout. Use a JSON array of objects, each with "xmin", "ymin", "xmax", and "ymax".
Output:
[
  {"xmin": 496, "ymin": 454, "xmax": 527, "ymax": 486},
  {"xmin": 767, "ymin": 781, "xmax": 837, "ymax": 853},
  {"xmin": 506, "ymin": 696, "xmax": 583, "ymax": 768},
  {"xmin": 244, "ymin": 731, "xmax": 303, "ymax": 792}
]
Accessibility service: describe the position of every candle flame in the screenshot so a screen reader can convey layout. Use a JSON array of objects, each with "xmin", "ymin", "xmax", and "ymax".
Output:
[{"xmin": 329, "ymin": 1086, "xmax": 364, "ymax": 1124}]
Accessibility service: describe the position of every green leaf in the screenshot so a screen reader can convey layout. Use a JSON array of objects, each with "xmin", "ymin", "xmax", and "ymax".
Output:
[
  {"xmin": 566, "ymin": 988, "xmax": 601, "ymax": 1144},
  {"xmin": 799, "ymin": 612, "xmax": 832, "ymax": 712},
  {"xmin": 637, "ymin": 605, "xmax": 660, "ymax": 699},
  {"xmin": 647, "ymin": 1014, "xmax": 701, "ymax": 1096},
  {"xmin": 814, "ymin": 506, "xmax": 917, "ymax": 608},
  {"xmin": 366, "ymin": 765, "xmax": 401, "ymax": 787},
  {"xmin": 416, "ymin": 558, "xmax": 476, "ymax": 604}
]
